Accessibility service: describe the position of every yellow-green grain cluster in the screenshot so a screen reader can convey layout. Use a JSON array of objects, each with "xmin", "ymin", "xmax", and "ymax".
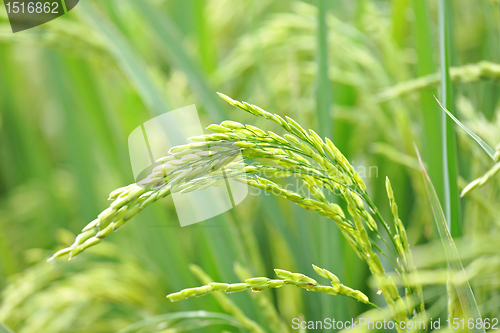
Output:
[
  {"xmin": 49, "ymin": 93, "xmax": 424, "ymax": 326},
  {"xmin": 377, "ymin": 61, "xmax": 500, "ymax": 102},
  {"xmin": 386, "ymin": 178, "xmax": 425, "ymax": 318},
  {"xmin": 167, "ymin": 264, "xmax": 371, "ymax": 305},
  {"xmin": 461, "ymin": 160, "xmax": 500, "ymax": 197}
]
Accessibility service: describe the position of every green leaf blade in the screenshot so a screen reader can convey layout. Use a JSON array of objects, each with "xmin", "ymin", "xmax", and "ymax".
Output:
[
  {"xmin": 435, "ymin": 96, "xmax": 496, "ymax": 160},
  {"xmin": 415, "ymin": 145, "xmax": 485, "ymax": 333}
]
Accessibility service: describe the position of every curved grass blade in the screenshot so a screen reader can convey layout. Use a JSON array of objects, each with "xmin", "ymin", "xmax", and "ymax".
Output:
[
  {"xmin": 435, "ymin": 96, "xmax": 496, "ymax": 161},
  {"xmin": 415, "ymin": 145, "xmax": 485, "ymax": 333},
  {"xmin": 117, "ymin": 311, "xmax": 242, "ymax": 333}
]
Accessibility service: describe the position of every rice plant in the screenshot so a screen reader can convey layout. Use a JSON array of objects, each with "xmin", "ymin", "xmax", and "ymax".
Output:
[
  {"xmin": 49, "ymin": 94, "xmax": 433, "ymax": 330},
  {"xmin": 2, "ymin": 1, "xmax": 500, "ymax": 332}
]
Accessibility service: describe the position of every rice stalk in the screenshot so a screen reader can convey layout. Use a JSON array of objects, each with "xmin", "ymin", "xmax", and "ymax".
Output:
[
  {"xmin": 377, "ymin": 61, "xmax": 500, "ymax": 102},
  {"xmin": 461, "ymin": 160, "xmax": 500, "ymax": 197},
  {"xmin": 386, "ymin": 178, "xmax": 425, "ymax": 319},
  {"xmin": 167, "ymin": 264, "xmax": 373, "ymax": 306},
  {"xmin": 49, "ymin": 93, "xmax": 426, "ymax": 326}
]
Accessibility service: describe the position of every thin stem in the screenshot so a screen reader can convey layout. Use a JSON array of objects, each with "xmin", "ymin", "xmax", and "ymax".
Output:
[{"xmin": 438, "ymin": 0, "xmax": 461, "ymax": 237}]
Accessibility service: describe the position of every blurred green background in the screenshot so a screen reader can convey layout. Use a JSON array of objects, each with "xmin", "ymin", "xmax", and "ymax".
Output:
[{"xmin": 0, "ymin": 0, "xmax": 500, "ymax": 332}]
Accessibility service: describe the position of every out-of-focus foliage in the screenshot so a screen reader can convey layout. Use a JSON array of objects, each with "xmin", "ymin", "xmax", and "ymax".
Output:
[{"xmin": 0, "ymin": 0, "xmax": 500, "ymax": 332}]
